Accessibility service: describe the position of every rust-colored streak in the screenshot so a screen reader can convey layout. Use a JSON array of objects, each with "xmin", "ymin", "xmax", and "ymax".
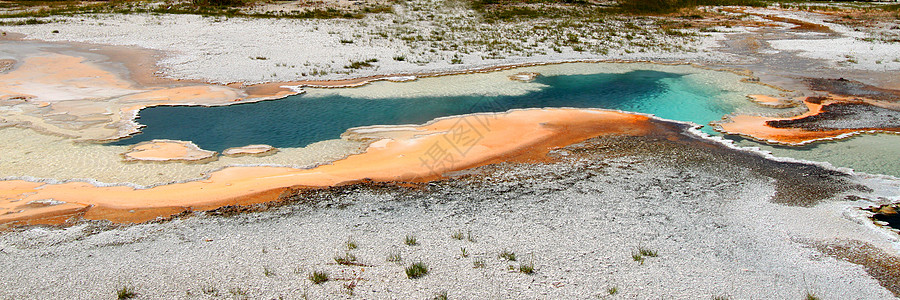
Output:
[
  {"xmin": 761, "ymin": 15, "xmax": 834, "ymax": 33},
  {"xmin": 717, "ymin": 96, "xmax": 888, "ymax": 145}
]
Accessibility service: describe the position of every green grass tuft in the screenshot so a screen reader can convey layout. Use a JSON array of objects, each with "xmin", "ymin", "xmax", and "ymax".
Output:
[
  {"xmin": 345, "ymin": 237, "xmax": 358, "ymax": 250},
  {"xmin": 632, "ymin": 252, "xmax": 645, "ymax": 264},
  {"xmin": 518, "ymin": 261, "xmax": 534, "ymax": 274},
  {"xmin": 387, "ymin": 250, "xmax": 402, "ymax": 262},
  {"xmin": 334, "ymin": 252, "xmax": 358, "ymax": 265},
  {"xmin": 618, "ymin": 0, "xmax": 768, "ymax": 14},
  {"xmin": 404, "ymin": 234, "xmax": 418, "ymax": 246},
  {"xmin": 405, "ymin": 262, "xmax": 429, "ymax": 279},
  {"xmin": 638, "ymin": 247, "xmax": 658, "ymax": 257},
  {"xmin": 229, "ymin": 287, "xmax": 247, "ymax": 296},
  {"xmin": 202, "ymin": 286, "xmax": 218, "ymax": 296},
  {"xmin": 117, "ymin": 286, "xmax": 136, "ymax": 299},
  {"xmin": 434, "ymin": 290, "xmax": 449, "ymax": 300},
  {"xmin": 344, "ymin": 58, "xmax": 378, "ymax": 69},
  {"xmin": 343, "ymin": 281, "xmax": 357, "ymax": 296},
  {"xmin": 309, "ymin": 270, "xmax": 329, "ymax": 284},
  {"xmin": 466, "ymin": 231, "xmax": 477, "ymax": 243},
  {"xmin": 499, "ymin": 249, "xmax": 516, "ymax": 261},
  {"xmin": 607, "ymin": 285, "xmax": 619, "ymax": 295},
  {"xmin": 473, "ymin": 257, "xmax": 486, "ymax": 268}
]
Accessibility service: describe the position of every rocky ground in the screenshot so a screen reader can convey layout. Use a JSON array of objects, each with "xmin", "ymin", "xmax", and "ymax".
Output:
[
  {"xmin": 767, "ymin": 102, "xmax": 900, "ymax": 131},
  {"xmin": 1, "ymin": 126, "xmax": 897, "ymax": 299}
]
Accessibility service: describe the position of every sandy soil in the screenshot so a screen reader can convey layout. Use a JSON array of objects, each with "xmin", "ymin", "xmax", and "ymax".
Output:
[
  {"xmin": 746, "ymin": 94, "xmax": 797, "ymax": 108},
  {"xmin": 122, "ymin": 140, "xmax": 218, "ymax": 163},
  {"xmin": 222, "ymin": 144, "xmax": 278, "ymax": 157}
]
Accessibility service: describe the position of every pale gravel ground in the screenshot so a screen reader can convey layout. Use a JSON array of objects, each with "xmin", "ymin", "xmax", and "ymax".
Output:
[
  {"xmin": 748, "ymin": 8, "xmax": 900, "ymax": 72},
  {"xmin": 0, "ymin": 142, "xmax": 897, "ymax": 299},
  {"xmin": 0, "ymin": 3, "xmax": 721, "ymax": 84},
  {"xmin": 0, "ymin": 4, "xmax": 896, "ymax": 86}
]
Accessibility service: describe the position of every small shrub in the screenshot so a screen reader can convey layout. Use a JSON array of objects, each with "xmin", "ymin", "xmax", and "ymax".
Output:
[
  {"xmin": 638, "ymin": 247, "xmax": 658, "ymax": 257},
  {"xmin": 117, "ymin": 286, "xmax": 136, "ymax": 299},
  {"xmin": 24, "ymin": 18, "xmax": 45, "ymax": 25},
  {"xmin": 345, "ymin": 237, "xmax": 358, "ymax": 250},
  {"xmin": 805, "ymin": 292, "xmax": 820, "ymax": 300},
  {"xmin": 340, "ymin": 39, "xmax": 354, "ymax": 44},
  {"xmin": 387, "ymin": 251, "xmax": 402, "ymax": 262},
  {"xmin": 393, "ymin": 55, "xmax": 406, "ymax": 61},
  {"xmin": 466, "ymin": 231, "xmax": 477, "ymax": 243},
  {"xmin": 229, "ymin": 287, "xmax": 247, "ymax": 296},
  {"xmin": 405, "ymin": 234, "xmax": 418, "ymax": 246},
  {"xmin": 607, "ymin": 286, "xmax": 618, "ymax": 295},
  {"xmin": 499, "ymin": 249, "xmax": 516, "ymax": 261},
  {"xmin": 343, "ymin": 281, "xmax": 357, "ymax": 296},
  {"xmin": 202, "ymin": 286, "xmax": 218, "ymax": 295},
  {"xmin": 309, "ymin": 271, "xmax": 329, "ymax": 284},
  {"xmin": 334, "ymin": 252, "xmax": 358, "ymax": 265},
  {"xmin": 192, "ymin": 0, "xmax": 245, "ymax": 7},
  {"xmin": 434, "ymin": 290, "xmax": 449, "ymax": 300},
  {"xmin": 518, "ymin": 262, "xmax": 534, "ymax": 274},
  {"xmin": 345, "ymin": 58, "xmax": 378, "ymax": 69},
  {"xmin": 618, "ymin": 0, "xmax": 766, "ymax": 14},
  {"xmin": 405, "ymin": 262, "xmax": 429, "ymax": 279},
  {"xmin": 632, "ymin": 252, "xmax": 645, "ymax": 264},
  {"xmin": 473, "ymin": 258, "xmax": 486, "ymax": 268}
]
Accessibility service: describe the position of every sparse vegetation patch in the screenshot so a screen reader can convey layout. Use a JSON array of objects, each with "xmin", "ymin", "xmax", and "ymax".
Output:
[
  {"xmin": 345, "ymin": 58, "xmax": 378, "ymax": 69},
  {"xmin": 405, "ymin": 262, "xmax": 429, "ymax": 279},
  {"xmin": 309, "ymin": 270, "xmax": 330, "ymax": 284},
  {"xmin": 499, "ymin": 249, "xmax": 516, "ymax": 261},
  {"xmin": 404, "ymin": 234, "xmax": 418, "ymax": 246},
  {"xmin": 117, "ymin": 286, "xmax": 136, "ymax": 300}
]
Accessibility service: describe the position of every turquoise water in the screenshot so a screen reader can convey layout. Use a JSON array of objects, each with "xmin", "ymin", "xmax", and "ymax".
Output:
[
  {"xmin": 736, "ymin": 134, "xmax": 900, "ymax": 177},
  {"xmin": 113, "ymin": 70, "xmax": 740, "ymax": 151}
]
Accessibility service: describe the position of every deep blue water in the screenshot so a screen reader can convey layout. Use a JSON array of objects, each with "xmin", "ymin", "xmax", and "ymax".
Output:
[{"xmin": 112, "ymin": 70, "xmax": 736, "ymax": 151}]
